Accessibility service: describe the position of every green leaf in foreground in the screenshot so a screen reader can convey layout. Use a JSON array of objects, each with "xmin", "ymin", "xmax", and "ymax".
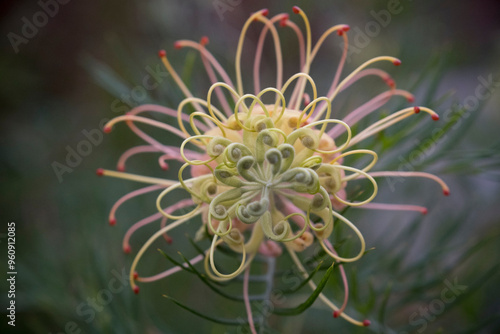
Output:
[
  {"xmin": 272, "ymin": 264, "xmax": 334, "ymax": 316},
  {"xmin": 163, "ymin": 295, "xmax": 247, "ymax": 326},
  {"xmin": 281, "ymin": 261, "xmax": 324, "ymax": 294}
]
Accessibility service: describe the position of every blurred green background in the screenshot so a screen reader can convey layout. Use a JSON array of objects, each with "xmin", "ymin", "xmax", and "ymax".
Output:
[{"xmin": 1, "ymin": 0, "xmax": 500, "ymax": 333}]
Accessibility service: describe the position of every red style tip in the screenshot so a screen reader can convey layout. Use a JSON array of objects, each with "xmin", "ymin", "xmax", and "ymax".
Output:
[
  {"xmin": 109, "ymin": 218, "xmax": 116, "ymax": 226},
  {"xmin": 422, "ymin": 208, "xmax": 428, "ymax": 215},
  {"xmin": 103, "ymin": 126, "xmax": 112, "ymax": 133},
  {"xmin": 261, "ymin": 8, "xmax": 269, "ymax": 16},
  {"xmin": 414, "ymin": 106, "xmax": 420, "ymax": 113},
  {"xmin": 133, "ymin": 271, "xmax": 139, "ymax": 280},
  {"xmin": 166, "ymin": 236, "xmax": 173, "ymax": 245},
  {"xmin": 292, "ymin": 6, "xmax": 301, "ymax": 14},
  {"xmin": 443, "ymin": 189, "xmax": 450, "ymax": 196},
  {"xmin": 333, "ymin": 311, "xmax": 340, "ymax": 318},
  {"xmin": 363, "ymin": 320, "xmax": 371, "ymax": 327},
  {"xmin": 173, "ymin": 41, "xmax": 182, "ymax": 50},
  {"xmin": 158, "ymin": 50, "xmax": 166, "ymax": 58},
  {"xmin": 96, "ymin": 168, "xmax": 104, "ymax": 176},
  {"xmin": 279, "ymin": 14, "xmax": 289, "ymax": 27},
  {"xmin": 124, "ymin": 245, "xmax": 131, "ymax": 254},
  {"xmin": 342, "ymin": 25, "xmax": 350, "ymax": 32},
  {"xmin": 117, "ymin": 165, "xmax": 125, "ymax": 172},
  {"xmin": 407, "ymin": 96, "xmax": 415, "ymax": 103},
  {"xmin": 337, "ymin": 30, "xmax": 343, "ymax": 36},
  {"xmin": 161, "ymin": 164, "xmax": 169, "ymax": 171},
  {"xmin": 386, "ymin": 78, "xmax": 396, "ymax": 88},
  {"xmin": 392, "ymin": 59, "xmax": 402, "ymax": 66},
  {"xmin": 200, "ymin": 36, "xmax": 209, "ymax": 46},
  {"xmin": 431, "ymin": 114, "xmax": 440, "ymax": 121},
  {"xmin": 133, "ymin": 286, "xmax": 140, "ymax": 294}
]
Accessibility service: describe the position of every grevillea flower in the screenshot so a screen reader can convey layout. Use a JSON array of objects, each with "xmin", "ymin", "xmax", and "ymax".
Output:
[{"xmin": 97, "ymin": 6, "xmax": 449, "ymax": 329}]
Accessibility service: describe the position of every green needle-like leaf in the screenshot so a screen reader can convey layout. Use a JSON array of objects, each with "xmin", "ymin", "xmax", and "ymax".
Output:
[
  {"xmin": 272, "ymin": 264, "xmax": 334, "ymax": 316},
  {"xmin": 281, "ymin": 261, "xmax": 324, "ymax": 294},
  {"xmin": 163, "ymin": 295, "xmax": 247, "ymax": 326}
]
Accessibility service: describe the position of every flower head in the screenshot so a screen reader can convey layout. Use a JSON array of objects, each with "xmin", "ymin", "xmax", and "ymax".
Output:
[{"xmin": 98, "ymin": 6, "xmax": 449, "ymax": 328}]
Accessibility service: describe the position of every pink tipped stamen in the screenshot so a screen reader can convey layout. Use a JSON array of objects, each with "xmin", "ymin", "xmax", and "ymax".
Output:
[
  {"xmin": 175, "ymin": 40, "xmax": 235, "ymax": 88},
  {"xmin": 109, "ymin": 184, "xmax": 165, "ymax": 231},
  {"xmin": 107, "ymin": 115, "xmax": 188, "ymax": 140},
  {"xmin": 158, "ymin": 47, "xmax": 208, "ymax": 114},
  {"xmin": 363, "ymin": 320, "xmax": 371, "ymax": 327},
  {"xmin": 123, "ymin": 199, "xmax": 194, "ymax": 254},
  {"xmin": 176, "ymin": 40, "xmax": 236, "ymax": 116},
  {"xmin": 392, "ymin": 59, "xmax": 402, "ymax": 66},
  {"xmin": 432, "ymin": 114, "xmax": 440, "ymax": 121},
  {"xmin": 325, "ymin": 240, "xmax": 349, "ymax": 317},
  {"xmin": 279, "ymin": 14, "xmax": 289, "ymax": 27},
  {"xmin": 103, "ymin": 126, "xmax": 112, "ymax": 133},
  {"xmin": 129, "ymin": 104, "xmax": 209, "ymax": 131},
  {"xmin": 96, "ymin": 168, "xmax": 104, "ymax": 176},
  {"xmin": 159, "ymin": 216, "xmax": 173, "ymax": 243},
  {"xmin": 236, "ymin": 8, "xmax": 280, "ymax": 94},
  {"xmin": 279, "ymin": 21, "xmax": 305, "ymax": 109},
  {"xmin": 308, "ymin": 24, "xmax": 352, "ymax": 116},
  {"xmin": 443, "ymin": 189, "xmax": 450, "ymax": 196},
  {"xmin": 340, "ymin": 68, "xmax": 393, "ymax": 92},
  {"xmin": 173, "ymin": 41, "xmax": 182, "ymax": 49},
  {"xmin": 294, "ymin": 23, "xmax": 350, "ymax": 112},
  {"xmin": 195, "ymin": 42, "xmax": 233, "ymax": 117},
  {"xmin": 414, "ymin": 106, "xmax": 421, "ymax": 113},
  {"xmin": 292, "ymin": 6, "xmax": 301, "ymax": 14},
  {"xmin": 109, "ymin": 104, "xmax": 209, "ymax": 156},
  {"xmin": 348, "ymin": 106, "xmax": 439, "ymax": 146},
  {"xmin": 158, "ymin": 156, "xmax": 169, "ymax": 171},
  {"xmin": 368, "ymin": 171, "xmax": 449, "ymax": 195},
  {"xmin": 200, "ymin": 36, "xmax": 209, "ymax": 46},
  {"xmin": 252, "ymin": 13, "xmax": 285, "ymax": 94},
  {"xmin": 117, "ymin": 145, "xmax": 162, "ymax": 172},
  {"xmin": 133, "ymin": 271, "xmax": 139, "ymax": 280},
  {"xmin": 357, "ymin": 202, "xmax": 429, "ymax": 215},
  {"xmin": 123, "ymin": 211, "xmax": 162, "ymax": 254},
  {"xmin": 303, "ymin": 93, "xmax": 311, "ymax": 107},
  {"xmin": 137, "ymin": 253, "xmax": 204, "ymax": 283},
  {"xmin": 133, "ymin": 286, "xmax": 140, "ymax": 294},
  {"xmin": 157, "ymin": 151, "xmax": 194, "ymax": 167},
  {"xmin": 158, "ymin": 50, "xmax": 166, "ymax": 58},
  {"xmin": 329, "ymin": 89, "xmax": 414, "ymax": 139}
]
